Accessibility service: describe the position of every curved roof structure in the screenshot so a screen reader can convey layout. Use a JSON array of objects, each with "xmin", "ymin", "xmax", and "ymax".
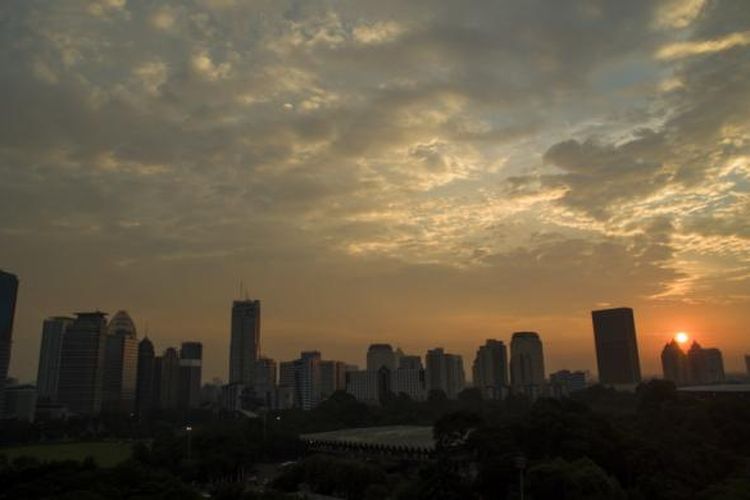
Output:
[{"xmin": 108, "ymin": 310, "xmax": 137, "ymax": 338}]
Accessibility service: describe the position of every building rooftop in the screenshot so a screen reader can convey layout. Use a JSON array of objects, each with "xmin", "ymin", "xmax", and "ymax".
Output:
[
  {"xmin": 678, "ymin": 384, "xmax": 750, "ymax": 393},
  {"xmin": 301, "ymin": 425, "xmax": 435, "ymax": 450}
]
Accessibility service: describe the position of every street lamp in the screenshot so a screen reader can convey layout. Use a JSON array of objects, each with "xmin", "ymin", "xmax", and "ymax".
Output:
[
  {"xmin": 186, "ymin": 426, "xmax": 193, "ymax": 461},
  {"xmin": 514, "ymin": 455, "xmax": 527, "ymax": 500}
]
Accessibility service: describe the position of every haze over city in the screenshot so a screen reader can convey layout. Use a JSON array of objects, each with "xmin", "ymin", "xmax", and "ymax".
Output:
[{"xmin": 2, "ymin": 0, "xmax": 750, "ymax": 384}]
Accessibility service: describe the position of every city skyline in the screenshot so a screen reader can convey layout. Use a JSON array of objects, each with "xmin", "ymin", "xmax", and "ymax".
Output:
[{"xmin": 2, "ymin": 0, "xmax": 750, "ymax": 385}]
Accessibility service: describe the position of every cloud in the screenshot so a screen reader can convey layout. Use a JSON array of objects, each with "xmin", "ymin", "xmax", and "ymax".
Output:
[{"xmin": 656, "ymin": 30, "xmax": 750, "ymax": 59}]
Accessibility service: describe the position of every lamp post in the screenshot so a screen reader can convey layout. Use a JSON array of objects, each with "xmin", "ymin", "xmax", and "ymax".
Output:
[
  {"xmin": 186, "ymin": 425, "xmax": 193, "ymax": 461},
  {"xmin": 514, "ymin": 455, "xmax": 527, "ymax": 500}
]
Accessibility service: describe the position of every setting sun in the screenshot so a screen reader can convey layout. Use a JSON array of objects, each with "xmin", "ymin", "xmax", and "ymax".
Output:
[{"xmin": 675, "ymin": 332, "xmax": 689, "ymax": 344}]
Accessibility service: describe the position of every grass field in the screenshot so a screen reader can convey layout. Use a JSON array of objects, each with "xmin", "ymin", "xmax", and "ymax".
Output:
[{"xmin": 0, "ymin": 441, "xmax": 133, "ymax": 467}]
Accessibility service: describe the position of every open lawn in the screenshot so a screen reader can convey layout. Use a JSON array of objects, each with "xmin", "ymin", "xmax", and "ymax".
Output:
[{"xmin": 0, "ymin": 441, "xmax": 133, "ymax": 467}]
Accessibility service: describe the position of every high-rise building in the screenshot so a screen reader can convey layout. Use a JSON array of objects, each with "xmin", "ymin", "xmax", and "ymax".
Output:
[
  {"xmin": 102, "ymin": 311, "xmax": 138, "ymax": 413},
  {"xmin": 2, "ymin": 384, "xmax": 37, "ymax": 422},
  {"xmin": 158, "ymin": 347, "xmax": 181, "ymax": 410},
  {"xmin": 425, "ymin": 348, "xmax": 465, "ymax": 399},
  {"xmin": 549, "ymin": 370, "xmax": 588, "ymax": 398},
  {"xmin": 279, "ymin": 361, "xmax": 295, "ymax": 388},
  {"xmin": 250, "ymin": 357, "xmax": 277, "ymax": 407},
  {"xmin": 229, "ymin": 299, "xmax": 261, "ymax": 386},
  {"xmin": 661, "ymin": 340, "xmax": 689, "ymax": 386},
  {"xmin": 592, "ymin": 307, "xmax": 642, "ymax": 386},
  {"xmin": 391, "ymin": 368, "xmax": 426, "ymax": 401},
  {"xmin": 0, "ymin": 270, "xmax": 19, "ymax": 418},
  {"xmin": 57, "ymin": 312, "xmax": 108, "ymax": 415},
  {"xmin": 179, "ymin": 342, "xmax": 203, "ymax": 410},
  {"xmin": 687, "ymin": 342, "xmax": 725, "ymax": 385},
  {"xmin": 320, "ymin": 360, "xmax": 347, "ymax": 400},
  {"xmin": 293, "ymin": 351, "xmax": 321, "ymax": 410},
  {"xmin": 746, "ymin": 355, "xmax": 750, "ymax": 377},
  {"xmin": 36, "ymin": 316, "xmax": 74, "ymax": 402},
  {"xmin": 472, "ymin": 339, "xmax": 508, "ymax": 400},
  {"xmin": 510, "ymin": 332, "xmax": 546, "ymax": 398},
  {"xmin": 346, "ymin": 370, "xmax": 379, "ymax": 404},
  {"xmin": 135, "ymin": 337, "xmax": 155, "ymax": 416},
  {"xmin": 367, "ymin": 344, "xmax": 396, "ymax": 371}
]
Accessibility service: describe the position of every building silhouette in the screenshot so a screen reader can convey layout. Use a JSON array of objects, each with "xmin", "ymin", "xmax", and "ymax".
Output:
[
  {"xmin": 57, "ymin": 312, "xmax": 108, "ymax": 415},
  {"xmin": 510, "ymin": 332, "xmax": 546, "ymax": 399},
  {"xmin": 425, "ymin": 348, "xmax": 465, "ymax": 399},
  {"xmin": 472, "ymin": 339, "xmax": 509, "ymax": 400},
  {"xmin": 391, "ymin": 366, "xmax": 426, "ymax": 401},
  {"xmin": 229, "ymin": 300, "xmax": 261, "ymax": 386},
  {"xmin": 135, "ymin": 337, "xmax": 155, "ymax": 416},
  {"xmin": 250, "ymin": 356, "xmax": 277, "ymax": 407},
  {"xmin": 179, "ymin": 342, "xmax": 203, "ymax": 410},
  {"xmin": 320, "ymin": 360, "xmax": 346, "ymax": 400},
  {"xmin": 36, "ymin": 316, "xmax": 74, "ymax": 402},
  {"xmin": 102, "ymin": 311, "xmax": 138, "ymax": 413},
  {"xmin": 0, "ymin": 270, "xmax": 19, "ymax": 418},
  {"xmin": 399, "ymin": 355, "xmax": 423, "ymax": 370},
  {"xmin": 158, "ymin": 347, "xmax": 181, "ymax": 410},
  {"xmin": 661, "ymin": 340, "xmax": 689, "ymax": 386},
  {"xmin": 549, "ymin": 370, "xmax": 588, "ymax": 397},
  {"xmin": 687, "ymin": 342, "xmax": 725, "ymax": 385},
  {"xmin": 346, "ymin": 370, "xmax": 379, "ymax": 404},
  {"xmin": 592, "ymin": 307, "xmax": 642, "ymax": 386},
  {"xmin": 3, "ymin": 384, "xmax": 37, "ymax": 422},
  {"xmin": 746, "ymin": 355, "xmax": 750, "ymax": 377},
  {"xmin": 367, "ymin": 344, "xmax": 396, "ymax": 371}
]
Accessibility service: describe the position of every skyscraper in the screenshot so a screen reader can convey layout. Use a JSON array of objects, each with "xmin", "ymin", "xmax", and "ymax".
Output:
[
  {"xmin": 158, "ymin": 347, "xmax": 181, "ymax": 410},
  {"xmin": 229, "ymin": 299, "xmax": 261, "ymax": 385},
  {"xmin": 250, "ymin": 357, "xmax": 277, "ymax": 407},
  {"xmin": 687, "ymin": 343, "xmax": 725, "ymax": 385},
  {"xmin": 36, "ymin": 316, "xmax": 74, "ymax": 402},
  {"xmin": 320, "ymin": 360, "xmax": 346, "ymax": 400},
  {"xmin": 745, "ymin": 355, "xmax": 750, "ymax": 377},
  {"xmin": 425, "ymin": 348, "xmax": 465, "ymax": 399},
  {"xmin": 293, "ymin": 351, "xmax": 321, "ymax": 410},
  {"xmin": 661, "ymin": 340, "xmax": 689, "ymax": 386},
  {"xmin": 135, "ymin": 337, "xmax": 155, "ymax": 416},
  {"xmin": 367, "ymin": 344, "xmax": 396, "ymax": 371},
  {"xmin": 57, "ymin": 312, "xmax": 108, "ymax": 415},
  {"xmin": 399, "ymin": 355, "xmax": 423, "ymax": 370},
  {"xmin": 0, "ymin": 270, "xmax": 19, "ymax": 418},
  {"xmin": 510, "ymin": 332, "xmax": 546, "ymax": 398},
  {"xmin": 472, "ymin": 339, "xmax": 508, "ymax": 400},
  {"xmin": 592, "ymin": 307, "xmax": 642, "ymax": 386},
  {"xmin": 102, "ymin": 311, "xmax": 138, "ymax": 413},
  {"xmin": 179, "ymin": 342, "xmax": 203, "ymax": 410}
]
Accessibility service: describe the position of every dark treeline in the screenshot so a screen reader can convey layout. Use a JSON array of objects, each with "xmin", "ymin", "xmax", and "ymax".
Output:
[{"xmin": 2, "ymin": 382, "xmax": 750, "ymax": 499}]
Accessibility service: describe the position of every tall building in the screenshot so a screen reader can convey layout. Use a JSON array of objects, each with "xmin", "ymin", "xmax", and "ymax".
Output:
[
  {"xmin": 391, "ymin": 368, "xmax": 426, "ymax": 401},
  {"xmin": 36, "ymin": 316, "xmax": 74, "ymax": 402},
  {"xmin": 320, "ymin": 360, "xmax": 347, "ymax": 400},
  {"xmin": 425, "ymin": 348, "xmax": 465, "ymax": 399},
  {"xmin": 229, "ymin": 299, "xmax": 261, "ymax": 385},
  {"xmin": 592, "ymin": 307, "xmax": 642, "ymax": 386},
  {"xmin": 57, "ymin": 312, "xmax": 108, "ymax": 415},
  {"xmin": 472, "ymin": 339, "xmax": 508, "ymax": 400},
  {"xmin": 179, "ymin": 342, "xmax": 203, "ymax": 410},
  {"xmin": 102, "ymin": 311, "xmax": 138, "ymax": 413},
  {"xmin": 687, "ymin": 342, "xmax": 725, "ymax": 385},
  {"xmin": 510, "ymin": 332, "xmax": 546, "ymax": 398},
  {"xmin": 135, "ymin": 337, "xmax": 155, "ymax": 416},
  {"xmin": 367, "ymin": 344, "xmax": 396, "ymax": 371},
  {"xmin": 661, "ymin": 340, "xmax": 689, "ymax": 386},
  {"xmin": 746, "ymin": 355, "xmax": 750, "ymax": 377},
  {"xmin": 549, "ymin": 370, "xmax": 588, "ymax": 398},
  {"xmin": 0, "ymin": 270, "xmax": 19, "ymax": 418},
  {"xmin": 346, "ymin": 370, "xmax": 379, "ymax": 404},
  {"xmin": 2, "ymin": 384, "xmax": 37, "ymax": 422},
  {"xmin": 293, "ymin": 351, "xmax": 321, "ymax": 410},
  {"xmin": 158, "ymin": 347, "xmax": 181, "ymax": 410},
  {"xmin": 399, "ymin": 355, "xmax": 423, "ymax": 370},
  {"xmin": 250, "ymin": 357, "xmax": 277, "ymax": 407},
  {"xmin": 279, "ymin": 361, "xmax": 295, "ymax": 388}
]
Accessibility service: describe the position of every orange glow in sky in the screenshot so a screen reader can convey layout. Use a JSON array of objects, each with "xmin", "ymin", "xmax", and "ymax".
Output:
[{"xmin": 675, "ymin": 332, "xmax": 689, "ymax": 344}]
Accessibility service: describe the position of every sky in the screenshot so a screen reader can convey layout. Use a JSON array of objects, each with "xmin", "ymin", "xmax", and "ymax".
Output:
[{"xmin": 2, "ymin": 0, "xmax": 749, "ymax": 383}]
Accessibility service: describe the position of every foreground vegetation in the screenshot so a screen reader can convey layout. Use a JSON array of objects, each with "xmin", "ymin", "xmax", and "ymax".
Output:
[{"xmin": 2, "ymin": 381, "xmax": 750, "ymax": 499}]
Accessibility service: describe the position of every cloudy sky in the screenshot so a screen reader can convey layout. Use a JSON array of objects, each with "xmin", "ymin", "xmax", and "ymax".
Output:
[{"xmin": 2, "ymin": 0, "xmax": 749, "ymax": 382}]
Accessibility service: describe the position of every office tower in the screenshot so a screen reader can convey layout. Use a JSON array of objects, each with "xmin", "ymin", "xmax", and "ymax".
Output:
[
  {"xmin": 320, "ymin": 360, "xmax": 347, "ymax": 400},
  {"xmin": 425, "ymin": 348, "xmax": 465, "ymax": 399},
  {"xmin": 686, "ymin": 342, "xmax": 724, "ymax": 385},
  {"xmin": 0, "ymin": 270, "xmax": 19, "ymax": 418},
  {"xmin": 250, "ymin": 357, "xmax": 277, "ymax": 407},
  {"xmin": 391, "ymin": 368, "xmax": 426, "ymax": 401},
  {"xmin": 2, "ymin": 384, "xmax": 37, "ymax": 422},
  {"xmin": 229, "ymin": 299, "xmax": 261, "ymax": 385},
  {"xmin": 661, "ymin": 340, "xmax": 689, "ymax": 386},
  {"xmin": 367, "ymin": 344, "xmax": 396, "ymax": 371},
  {"xmin": 102, "ymin": 311, "xmax": 138, "ymax": 413},
  {"xmin": 472, "ymin": 339, "xmax": 509, "ymax": 400},
  {"xmin": 293, "ymin": 351, "xmax": 321, "ymax": 410},
  {"xmin": 703, "ymin": 348, "xmax": 725, "ymax": 384},
  {"xmin": 135, "ymin": 337, "xmax": 155, "ymax": 416},
  {"xmin": 179, "ymin": 342, "xmax": 203, "ymax": 410},
  {"xmin": 158, "ymin": 347, "xmax": 180, "ymax": 410},
  {"xmin": 57, "ymin": 312, "xmax": 108, "ymax": 415},
  {"xmin": 549, "ymin": 370, "xmax": 588, "ymax": 398},
  {"xmin": 346, "ymin": 370, "xmax": 379, "ymax": 404},
  {"xmin": 592, "ymin": 307, "xmax": 642, "ymax": 386},
  {"xmin": 510, "ymin": 332, "xmax": 546, "ymax": 398},
  {"xmin": 36, "ymin": 316, "xmax": 74, "ymax": 402},
  {"xmin": 746, "ymin": 355, "xmax": 750, "ymax": 377},
  {"xmin": 220, "ymin": 382, "xmax": 245, "ymax": 411},
  {"xmin": 279, "ymin": 361, "xmax": 295, "ymax": 388},
  {"xmin": 399, "ymin": 355, "xmax": 423, "ymax": 370}
]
